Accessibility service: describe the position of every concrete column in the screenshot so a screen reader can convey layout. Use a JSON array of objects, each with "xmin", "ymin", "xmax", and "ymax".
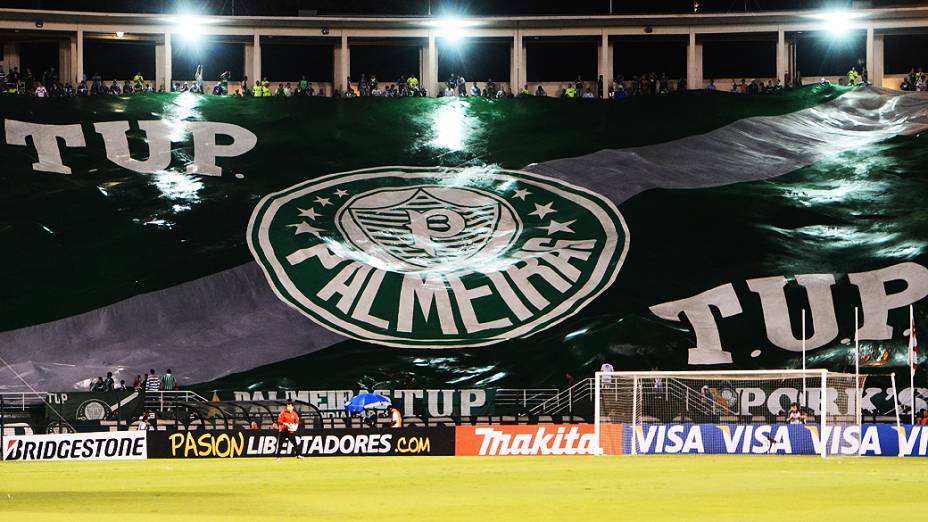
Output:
[
  {"xmin": 67, "ymin": 35, "xmax": 77, "ymax": 84},
  {"xmin": 75, "ymin": 30, "xmax": 83, "ymax": 84},
  {"xmin": 598, "ymin": 32, "xmax": 612, "ymax": 98},
  {"xmin": 155, "ymin": 43, "xmax": 165, "ymax": 89},
  {"xmin": 511, "ymin": 30, "xmax": 524, "ymax": 92},
  {"xmin": 339, "ymin": 34, "xmax": 349, "ymax": 91},
  {"xmin": 865, "ymin": 26, "xmax": 883, "ymax": 86},
  {"xmin": 164, "ymin": 32, "xmax": 172, "ymax": 91},
  {"xmin": 252, "ymin": 34, "xmax": 261, "ymax": 84},
  {"xmin": 58, "ymin": 39, "xmax": 69, "ymax": 85},
  {"xmin": 686, "ymin": 31, "xmax": 700, "ymax": 90},
  {"xmin": 776, "ymin": 29, "xmax": 787, "ymax": 84},
  {"xmin": 871, "ymin": 33, "xmax": 884, "ymax": 87},
  {"xmin": 520, "ymin": 43, "xmax": 527, "ymax": 90},
  {"xmin": 426, "ymin": 33, "xmax": 437, "ymax": 96},
  {"xmin": 243, "ymin": 43, "xmax": 253, "ymax": 85},
  {"xmin": 5, "ymin": 43, "xmax": 20, "ymax": 71}
]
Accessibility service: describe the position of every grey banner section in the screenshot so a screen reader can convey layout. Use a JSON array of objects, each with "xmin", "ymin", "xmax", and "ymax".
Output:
[
  {"xmin": 2, "ymin": 88, "xmax": 927, "ymax": 391},
  {"xmin": 0, "ymin": 263, "xmax": 344, "ymax": 391},
  {"xmin": 527, "ymin": 88, "xmax": 928, "ymax": 203}
]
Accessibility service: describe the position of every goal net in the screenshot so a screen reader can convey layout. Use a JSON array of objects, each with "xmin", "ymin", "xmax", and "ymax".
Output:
[{"xmin": 594, "ymin": 370, "xmax": 865, "ymax": 457}]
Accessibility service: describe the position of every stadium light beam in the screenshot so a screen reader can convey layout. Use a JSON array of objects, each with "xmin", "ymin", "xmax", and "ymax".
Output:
[
  {"xmin": 808, "ymin": 10, "xmax": 865, "ymax": 38},
  {"xmin": 163, "ymin": 15, "xmax": 216, "ymax": 41},
  {"xmin": 424, "ymin": 18, "xmax": 480, "ymax": 43}
]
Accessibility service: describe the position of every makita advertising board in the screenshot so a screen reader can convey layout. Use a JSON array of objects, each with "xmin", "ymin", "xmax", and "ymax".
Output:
[
  {"xmin": 146, "ymin": 428, "xmax": 454, "ymax": 458},
  {"xmin": 2, "ymin": 431, "xmax": 147, "ymax": 461},
  {"xmin": 455, "ymin": 424, "xmax": 605, "ymax": 456}
]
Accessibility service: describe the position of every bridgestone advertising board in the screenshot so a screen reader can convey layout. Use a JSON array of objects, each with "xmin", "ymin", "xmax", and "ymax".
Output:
[{"xmin": 2, "ymin": 431, "xmax": 147, "ymax": 461}]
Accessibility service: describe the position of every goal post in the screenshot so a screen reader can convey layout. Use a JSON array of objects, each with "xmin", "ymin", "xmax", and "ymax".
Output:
[{"xmin": 594, "ymin": 369, "xmax": 865, "ymax": 457}]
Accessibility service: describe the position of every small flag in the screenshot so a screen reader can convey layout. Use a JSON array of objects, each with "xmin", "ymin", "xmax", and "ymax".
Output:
[{"xmin": 910, "ymin": 307, "xmax": 919, "ymax": 371}]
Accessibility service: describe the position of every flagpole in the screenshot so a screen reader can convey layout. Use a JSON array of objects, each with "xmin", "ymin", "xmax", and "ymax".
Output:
[
  {"xmin": 802, "ymin": 308, "xmax": 807, "ymax": 407},
  {"xmin": 910, "ymin": 304, "xmax": 916, "ymax": 425},
  {"xmin": 854, "ymin": 306, "xmax": 861, "ymax": 429}
]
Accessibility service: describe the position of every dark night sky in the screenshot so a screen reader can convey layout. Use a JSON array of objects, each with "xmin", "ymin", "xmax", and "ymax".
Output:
[
  {"xmin": 5, "ymin": 1, "xmax": 928, "ymax": 81},
  {"xmin": 4, "ymin": 0, "xmax": 928, "ymax": 16}
]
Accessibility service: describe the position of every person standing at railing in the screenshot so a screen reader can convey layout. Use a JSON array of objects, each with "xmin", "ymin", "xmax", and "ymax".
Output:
[
  {"xmin": 145, "ymin": 369, "xmax": 160, "ymax": 392},
  {"xmin": 161, "ymin": 369, "xmax": 176, "ymax": 391}
]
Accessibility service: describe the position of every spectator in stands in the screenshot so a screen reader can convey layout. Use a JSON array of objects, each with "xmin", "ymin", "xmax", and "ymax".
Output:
[
  {"xmin": 457, "ymin": 75, "xmax": 467, "ymax": 96},
  {"xmin": 132, "ymin": 374, "xmax": 143, "ymax": 390},
  {"xmin": 212, "ymin": 83, "xmax": 222, "ymax": 95},
  {"xmin": 35, "ymin": 84, "xmax": 47, "ymax": 98},
  {"xmin": 389, "ymin": 404, "xmax": 403, "ymax": 428},
  {"xmin": 241, "ymin": 75, "xmax": 250, "ymax": 96},
  {"xmin": 787, "ymin": 402, "xmax": 807, "ymax": 424},
  {"xmin": 917, "ymin": 408, "xmax": 928, "ymax": 425},
  {"xmin": 706, "ymin": 79, "xmax": 716, "ymax": 91},
  {"xmin": 535, "ymin": 84, "xmax": 546, "ymax": 97},
  {"xmin": 0, "ymin": 66, "xmax": 6, "ymax": 88},
  {"xmin": 136, "ymin": 411, "xmax": 153, "ymax": 430},
  {"xmin": 90, "ymin": 376, "xmax": 105, "ymax": 391},
  {"xmin": 486, "ymin": 78, "xmax": 497, "ymax": 97},
  {"xmin": 116, "ymin": 379, "xmax": 127, "ymax": 391},
  {"xmin": 219, "ymin": 70, "xmax": 231, "ymax": 94},
  {"xmin": 161, "ymin": 369, "xmax": 177, "ymax": 391},
  {"xmin": 582, "ymin": 87, "xmax": 595, "ymax": 98},
  {"xmin": 145, "ymin": 369, "xmax": 160, "ymax": 392},
  {"xmin": 104, "ymin": 371, "xmax": 115, "ymax": 391},
  {"xmin": 599, "ymin": 360, "xmax": 614, "ymax": 373},
  {"xmin": 194, "ymin": 64, "xmax": 204, "ymax": 93}
]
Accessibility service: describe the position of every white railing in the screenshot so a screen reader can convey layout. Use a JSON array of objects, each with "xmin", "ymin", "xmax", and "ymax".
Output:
[
  {"xmin": 144, "ymin": 390, "xmax": 209, "ymax": 411},
  {"xmin": 530, "ymin": 378, "xmax": 595, "ymax": 416},
  {"xmin": 495, "ymin": 388, "xmax": 559, "ymax": 411},
  {"xmin": 0, "ymin": 392, "xmax": 48, "ymax": 411}
]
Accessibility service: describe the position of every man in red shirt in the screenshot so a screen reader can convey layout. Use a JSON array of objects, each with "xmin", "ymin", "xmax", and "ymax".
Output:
[{"xmin": 277, "ymin": 401, "xmax": 303, "ymax": 460}]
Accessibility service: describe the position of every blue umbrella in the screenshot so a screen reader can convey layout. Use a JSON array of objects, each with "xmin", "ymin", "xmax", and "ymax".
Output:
[{"xmin": 345, "ymin": 393, "xmax": 391, "ymax": 414}]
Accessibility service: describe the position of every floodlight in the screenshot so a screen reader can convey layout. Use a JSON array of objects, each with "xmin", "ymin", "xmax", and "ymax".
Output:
[
  {"xmin": 115, "ymin": 31, "xmax": 124, "ymax": 38},
  {"xmin": 423, "ymin": 18, "xmax": 480, "ymax": 42},
  {"xmin": 163, "ymin": 15, "xmax": 216, "ymax": 40},
  {"xmin": 807, "ymin": 10, "xmax": 865, "ymax": 37}
]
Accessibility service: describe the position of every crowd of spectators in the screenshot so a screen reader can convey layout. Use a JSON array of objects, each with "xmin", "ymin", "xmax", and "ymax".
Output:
[
  {"xmin": 900, "ymin": 67, "xmax": 927, "ymax": 91},
  {"xmin": 88, "ymin": 368, "xmax": 177, "ymax": 392},
  {"xmin": 4, "ymin": 63, "xmax": 919, "ymax": 99}
]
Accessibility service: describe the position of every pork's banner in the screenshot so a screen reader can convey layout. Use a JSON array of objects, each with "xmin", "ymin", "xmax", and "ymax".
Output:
[{"xmin": 1, "ymin": 87, "xmax": 927, "ymax": 398}]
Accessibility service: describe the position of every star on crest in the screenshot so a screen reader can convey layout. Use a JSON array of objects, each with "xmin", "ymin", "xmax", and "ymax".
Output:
[
  {"xmin": 288, "ymin": 221, "xmax": 324, "ymax": 238},
  {"xmin": 314, "ymin": 196, "xmax": 332, "ymax": 207},
  {"xmin": 529, "ymin": 202, "xmax": 556, "ymax": 219},
  {"xmin": 513, "ymin": 188, "xmax": 531, "ymax": 201},
  {"xmin": 334, "ymin": 189, "xmax": 349, "ymax": 198},
  {"xmin": 297, "ymin": 207, "xmax": 321, "ymax": 220},
  {"xmin": 541, "ymin": 219, "xmax": 576, "ymax": 235}
]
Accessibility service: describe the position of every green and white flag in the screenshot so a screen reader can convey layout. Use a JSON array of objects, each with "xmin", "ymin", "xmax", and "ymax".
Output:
[{"xmin": 0, "ymin": 86, "xmax": 926, "ymax": 392}]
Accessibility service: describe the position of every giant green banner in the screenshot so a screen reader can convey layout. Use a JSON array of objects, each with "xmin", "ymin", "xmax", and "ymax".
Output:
[{"xmin": 1, "ymin": 87, "xmax": 926, "ymax": 401}]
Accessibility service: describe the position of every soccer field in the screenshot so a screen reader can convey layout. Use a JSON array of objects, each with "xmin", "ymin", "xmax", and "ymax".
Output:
[{"xmin": 0, "ymin": 456, "xmax": 923, "ymax": 521}]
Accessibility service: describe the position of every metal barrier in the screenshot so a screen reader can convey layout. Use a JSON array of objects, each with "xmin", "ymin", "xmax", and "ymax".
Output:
[
  {"xmin": 144, "ymin": 390, "xmax": 209, "ymax": 412},
  {"xmin": 530, "ymin": 379, "xmax": 594, "ymax": 416},
  {"xmin": 494, "ymin": 388, "xmax": 559, "ymax": 411}
]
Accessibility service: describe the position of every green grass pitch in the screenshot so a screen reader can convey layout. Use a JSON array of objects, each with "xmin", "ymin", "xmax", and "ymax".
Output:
[{"xmin": 0, "ymin": 456, "xmax": 924, "ymax": 521}]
